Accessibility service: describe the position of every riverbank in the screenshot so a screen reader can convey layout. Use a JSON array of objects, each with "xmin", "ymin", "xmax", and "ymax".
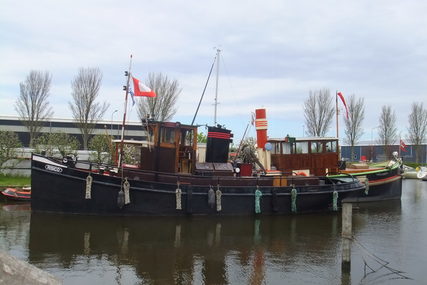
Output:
[{"xmin": 0, "ymin": 174, "xmax": 31, "ymax": 187}]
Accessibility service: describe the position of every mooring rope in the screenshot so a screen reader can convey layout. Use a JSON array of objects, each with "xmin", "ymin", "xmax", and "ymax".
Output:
[
  {"xmin": 255, "ymin": 186, "xmax": 262, "ymax": 214},
  {"xmin": 291, "ymin": 187, "xmax": 297, "ymax": 213},
  {"xmin": 123, "ymin": 178, "xmax": 130, "ymax": 205},
  {"xmin": 216, "ymin": 185, "xmax": 222, "ymax": 212},
  {"xmin": 332, "ymin": 190, "xmax": 338, "ymax": 211},
  {"xmin": 176, "ymin": 182, "xmax": 182, "ymax": 210},
  {"xmin": 85, "ymin": 174, "xmax": 93, "ymax": 199}
]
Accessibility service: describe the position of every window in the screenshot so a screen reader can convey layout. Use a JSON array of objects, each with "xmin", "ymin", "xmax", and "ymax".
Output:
[
  {"xmin": 295, "ymin": 142, "xmax": 308, "ymax": 154},
  {"xmin": 311, "ymin": 142, "xmax": 323, "ymax": 153},
  {"xmin": 282, "ymin": 142, "xmax": 291, "ymax": 154},
  {"xmin": 326, "ymin": 141, "xmax": 337, "ymax": 152},
  {"xmin": 161, "ymin": 127, "xmax": 175, "ymax": 144},
  {"xmin": 181, "ymin": 129, "xmax": 194, "ymax": 147}
]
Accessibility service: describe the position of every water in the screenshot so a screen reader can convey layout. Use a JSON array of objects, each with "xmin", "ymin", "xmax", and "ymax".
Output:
[{"xmin": 1, "ymin": 180, "xmax": 426, "ymax": 285}]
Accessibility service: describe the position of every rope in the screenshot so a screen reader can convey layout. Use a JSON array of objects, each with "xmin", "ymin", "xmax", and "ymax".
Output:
[
  {"xmin": 85, "ymin": 174, "xmax": 93, "ymax": 199},
  {"xmin": 255, "ymin": 186, "xmax": 262, "ymax": 214},
  {"xmin": 123, "ymin": 178, "xmax": 130, "ymax": 205},
  {"xmin": 208, "ymin": 186, "xmax": 215, "ymax": 208},
  {"xmin": 175, "ymin": 183, "xmax": 182, "ymax": 210},
  {"xmin": 332, "ymin": 190, "xmax": 338, "ymax": 211},
  {"xmin": 291, "ymin": 187, "xmax": 297, "ymax": 213},
  {"xmin": 216, "ymin": 185, "xmax": 222, "ymax": 212}
]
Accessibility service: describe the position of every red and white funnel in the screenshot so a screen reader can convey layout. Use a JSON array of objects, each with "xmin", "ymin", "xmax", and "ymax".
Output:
[{"xmin": 255, "ymin": 108, "xmax": 268, "ymax": 149}]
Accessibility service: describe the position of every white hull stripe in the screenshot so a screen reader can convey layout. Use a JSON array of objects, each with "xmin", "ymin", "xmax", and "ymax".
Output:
[{"xmin": 33, "ymin": 155, "xmax": 67, "ymax": 168}]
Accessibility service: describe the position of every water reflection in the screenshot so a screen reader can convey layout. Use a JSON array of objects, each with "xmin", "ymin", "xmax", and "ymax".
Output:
[
  {"xmin": 2, "ymin": 180, "xmax": 425, "ymax": 284},
  {"xmin": 28, "ymin": 213, "xmax": 344, "ymax": 284}
]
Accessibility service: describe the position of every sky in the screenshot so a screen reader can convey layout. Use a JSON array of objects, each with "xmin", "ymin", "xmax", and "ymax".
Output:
[{"xmin": 1, "ymin": 0, "xmax": 426, "ymax": 144}]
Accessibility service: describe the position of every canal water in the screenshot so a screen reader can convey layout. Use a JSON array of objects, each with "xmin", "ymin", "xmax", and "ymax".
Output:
[{"xmin": 1, "ymin": 179, "xmax": 426, "ymax": 285}]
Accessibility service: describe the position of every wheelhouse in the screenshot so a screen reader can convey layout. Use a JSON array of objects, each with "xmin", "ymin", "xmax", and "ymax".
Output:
[{"xmin": 268, "ymin": 136, "xmax": 339, "ymax": 176}]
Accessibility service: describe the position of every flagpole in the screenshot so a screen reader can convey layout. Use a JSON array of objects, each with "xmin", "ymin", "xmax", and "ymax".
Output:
[
  {"xmin": 118, "ymin": 54, "xmax": 133, "ymax": 167},
  {"xmin": 336, "ymin": 90, "xmax": 340, "ymax": 159}
]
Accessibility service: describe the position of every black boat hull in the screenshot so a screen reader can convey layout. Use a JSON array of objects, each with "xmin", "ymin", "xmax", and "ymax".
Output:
[{"xmin": 31, "ymin": 155, "xmax": 366, "ymax": 216}]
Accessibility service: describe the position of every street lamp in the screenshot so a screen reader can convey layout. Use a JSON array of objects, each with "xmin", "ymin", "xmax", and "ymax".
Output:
[{"xmin": 111, "ymin": 110, "xmax": 118, "ymax": 137}]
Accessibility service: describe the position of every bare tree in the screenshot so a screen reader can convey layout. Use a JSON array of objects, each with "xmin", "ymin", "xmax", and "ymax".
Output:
[
  {"xmin": 69, "ymin": 67, "xmax": 109, "ymax": 150},
  {"xmin": 407, "ymin": 102, "xmax": 427, "ymax": 163},
  {"xmin": 15, "ymin": 71, "xmax": 53, "ymax": 147},
  {"xmin": 137, "ymin": 72, "xmax": 181, "ymax": 122},
  {"xmin": 344, "ymin": 95, "xmax": 365, "ymax": 161},
  {"xmin": 304, "ymin": 89, "xmax": 334, "ymax": 137},
  {"xmin": 378, "ymin": 105, "xmax": 398, "ymax": 160}
]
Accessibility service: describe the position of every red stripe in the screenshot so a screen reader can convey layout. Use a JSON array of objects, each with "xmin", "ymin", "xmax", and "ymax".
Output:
[
  {"xmin": 208, "ymin": 132, "xmax": 231, "ymax": 139},
  {"xmin": 369, "ymin": 175, "xmax": 401, "ymax": 184}
]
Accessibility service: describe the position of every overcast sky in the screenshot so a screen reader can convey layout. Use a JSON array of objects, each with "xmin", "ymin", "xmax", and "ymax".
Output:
[{"xmin": 1, "ymin": 0, "xmax": 426, "ymax": 143}]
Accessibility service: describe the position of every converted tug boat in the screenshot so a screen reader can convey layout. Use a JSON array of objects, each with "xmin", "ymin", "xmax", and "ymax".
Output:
[{"xmin": 31, "ymin": 109, "xmax": 366, "ymax": 216}]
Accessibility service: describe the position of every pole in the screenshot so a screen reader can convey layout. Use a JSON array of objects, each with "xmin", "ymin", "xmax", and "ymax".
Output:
[
  {"xmin": 336, "ymin": 91, "xmax": 340, "ymax": 159},
  {"xmin": 118, "ymin": 55, "xmax": 133, "ymax": 167},
  {"xmin": 342, "ymin": 202, "xmax": 352, "ymax": 272},
  {"xmin": 214, "ymin": 48, "xmax": 220, "ymax": 125},
  {"xmin": 111, "ymin": 109, "xmax": 118, "ymax": 137},
  {"xmin": 191, "ymin": 52, "xmax": 217, "ymax": 125}
]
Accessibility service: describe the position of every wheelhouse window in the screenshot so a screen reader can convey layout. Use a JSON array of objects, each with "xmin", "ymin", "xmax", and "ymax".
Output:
[
  {"xmin": 295, "ymin": 142, "xmax": 308, "ymax": 154},
  {"xmin": 161, "ymin": 127, "xmax": 175, "ymax": 144},
  {"xmin": 326, "ymin": 141, "xmax": 337, "ymax": 152},
  {"xmin": 270, "ymin": 142, "xmax": 279, "ymax": 154},
  {"xmin": 181, "ymin": 129, "xmax": 194, "ymax": 147},
  {"xmin": 282, "ymin": 142, "xmax": 291, "ymax": 154},
  {"xmin": 310, "ymin": 142, "xmax": 323, "ymax": 153}
]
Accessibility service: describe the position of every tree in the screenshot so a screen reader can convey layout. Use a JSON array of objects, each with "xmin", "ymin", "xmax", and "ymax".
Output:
[
  {"xmin": 34, "ymin": 132, "xmax": 80, "ymax": 158},
  {"xmin": 137, "ymin": 72, "xmax": 181, "ymax": 122},
  {"xmin": 88, "ymin": 134, "xmax": 115, "ymax": 165},
  {"xmin": 378, "ymin": 105, "xmax": 398, "ymax": 160},
  {"xmin": 69, "ymin": 67, "xmax": 109, "ymax": 150},
  {"xmin": 407, "ymin": 102, "xmax": 427, "ymax": 163},
  {"xmin": 15, "ymin": 70, "xmax": 53, "ymax": 147},
  {"xmin": 304, "ymin": 89, "xmax": 334, "ymax": 137},
  {"xmin": 197, "ymin": 132, "xmax": 207, "ymax": 143},
  {"xmin": 0, "ymin": 131, "xmax": 22, "ymax": 169},
  {"xmin": 344, "ymin": 95, "xmax": 365, "ymax": 161}
]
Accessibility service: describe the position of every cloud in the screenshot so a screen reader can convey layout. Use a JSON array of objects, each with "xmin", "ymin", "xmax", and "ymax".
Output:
[{"xmin": 1, "ymin": 0, "xmax": 427, "ymax": 140}]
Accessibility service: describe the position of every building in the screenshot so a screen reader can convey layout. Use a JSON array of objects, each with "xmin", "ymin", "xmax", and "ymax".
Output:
[
  {"xmin": 0, "ymin": 116, "xmax": 147, "ymax": 148},
  {"xmin": 341, "ymin": 141, "xmax": 427, "ymax": 164}
]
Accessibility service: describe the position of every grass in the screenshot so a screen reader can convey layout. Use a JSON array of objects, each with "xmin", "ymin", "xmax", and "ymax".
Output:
[{"xmin": 0, "ymin": 174, "xmax": 31, "ymax": 187}]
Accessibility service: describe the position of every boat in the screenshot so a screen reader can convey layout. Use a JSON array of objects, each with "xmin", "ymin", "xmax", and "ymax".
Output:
[
  {"xmin": 1, "ymin": 187, "xmax": 31, "ymax": 201},
  {"xmin": 266, "ymin": 134, "xmax": 402, "ymax": 202},
  {"xmin": 31, "ymin": 113, "xmax": 366, "ymax": 215}
]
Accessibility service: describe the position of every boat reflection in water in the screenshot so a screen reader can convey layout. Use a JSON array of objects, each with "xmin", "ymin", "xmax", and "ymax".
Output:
[{"xmin": 28, "ymin": 212, "xmax": 370, "ymax": 284}]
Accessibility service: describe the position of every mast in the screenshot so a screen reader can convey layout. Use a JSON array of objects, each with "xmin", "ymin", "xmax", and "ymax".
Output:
[
  {"xmin": 118, "ymin": 55, "xmax": 133, "ymax": 167},
  {"xmin": 191, "ymin": 52, "xmax": 217, "ymax": 125},
  {"xmin": 214, "ymin": 48, "xmax": 221, "ymax": 125}
]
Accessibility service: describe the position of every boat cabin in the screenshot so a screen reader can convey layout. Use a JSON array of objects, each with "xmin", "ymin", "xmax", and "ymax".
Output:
[
  {"xmin": 136, "ymin": 121, "xmax": 198, "ymax": 173},
  {"xmin": 268, "ymin": 136, "xmax": 339, "ymax": 176}
]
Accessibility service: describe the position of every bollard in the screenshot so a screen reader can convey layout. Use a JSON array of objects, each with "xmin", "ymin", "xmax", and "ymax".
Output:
[{"xmin": 341, "ymin": 202, "xmax": 352, "ymax": 273}]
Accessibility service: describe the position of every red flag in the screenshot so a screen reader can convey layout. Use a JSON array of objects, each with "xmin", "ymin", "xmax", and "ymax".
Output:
[
  {"xmin": 132, "ymin": 76, "xmax": 156, "ymax": 97},
  {"xmin": 400, "ymin": 139, "xmax": 407, "ymax": 152},
  {"xmin": 337, "ymin": 92, "xmax": 349, "ymax": 119}
]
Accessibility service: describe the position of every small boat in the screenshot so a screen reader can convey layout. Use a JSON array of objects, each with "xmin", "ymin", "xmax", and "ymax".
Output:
[{"xmin": 1, "ymin": 187, "xmax": 31, "ymax": 201}]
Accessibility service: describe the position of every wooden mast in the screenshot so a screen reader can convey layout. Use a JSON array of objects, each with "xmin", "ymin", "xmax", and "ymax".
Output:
[{"xmin": 118, "ymin": 55, "xmax": 133, "ymax": 167}]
